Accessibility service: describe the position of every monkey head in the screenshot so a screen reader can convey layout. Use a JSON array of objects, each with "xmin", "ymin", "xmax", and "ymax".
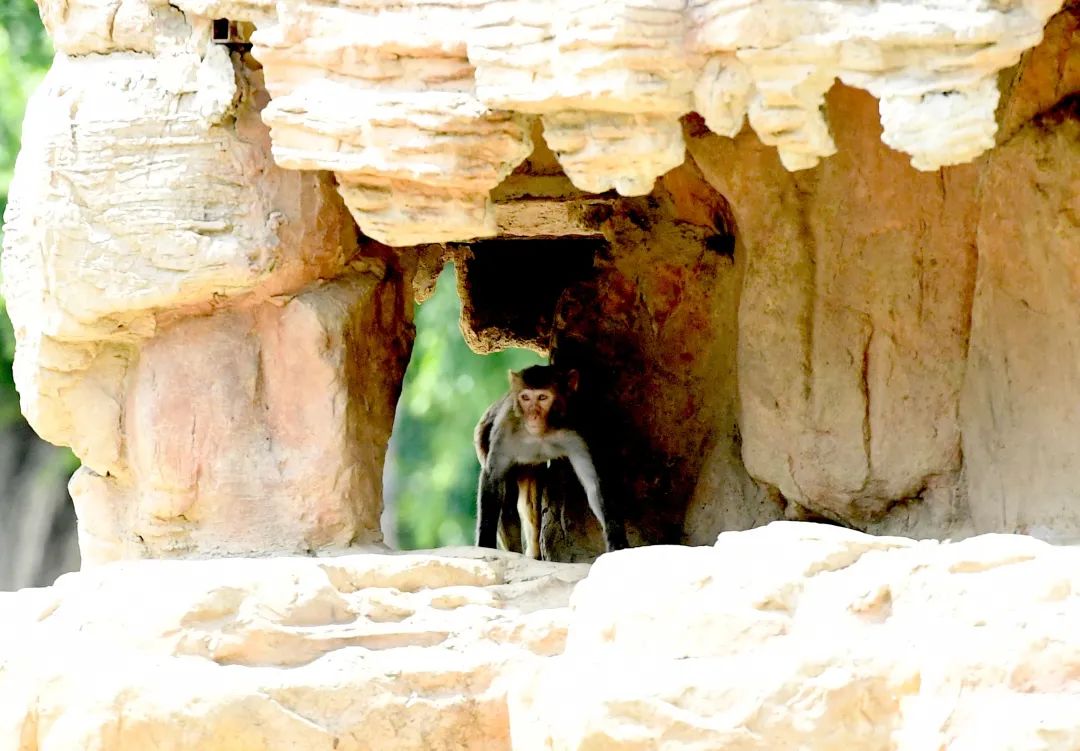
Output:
[{"xmin": 508, "ymin": 365, "xmax": 578, "ymax": 435}]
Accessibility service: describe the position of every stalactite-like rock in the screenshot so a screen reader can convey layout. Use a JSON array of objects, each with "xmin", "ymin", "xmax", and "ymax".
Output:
[{"xmin": 160, "ymin": 0, "xmax": 1064, "ymax": 246}]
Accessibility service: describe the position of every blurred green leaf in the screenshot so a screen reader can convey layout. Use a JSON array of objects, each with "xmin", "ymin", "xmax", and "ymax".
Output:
[{"xmin": 0, "ymin": 0, "xmax": 52, "ymax": 430}]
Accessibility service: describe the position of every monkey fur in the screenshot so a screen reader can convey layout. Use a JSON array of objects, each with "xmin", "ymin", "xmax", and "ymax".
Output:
[{"xmin": 473, "ymin": 365, "xmax": 628, "ymax": 558}]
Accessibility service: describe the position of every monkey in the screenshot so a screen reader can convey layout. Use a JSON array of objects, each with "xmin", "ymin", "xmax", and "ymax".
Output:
[
  {"xmin": 474, "ymin": 380, "xmax": 546, "ymax": 558},
  {"xmin": 473, "ymin": 364, "xmax": 628, "ymax": 558}
]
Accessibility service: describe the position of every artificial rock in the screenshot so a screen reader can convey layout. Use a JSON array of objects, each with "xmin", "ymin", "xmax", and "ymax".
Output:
[
  {"xmin": 4, "ymin": 523, "xmax": 1080, "ymax": 750},
  {"xmin": 2, "ymin": 0, "xmax": 1079, "ymax": 586},
  {"xmin": 161, "ymin": 0, "xmax": 1067, "ymax": 246}
]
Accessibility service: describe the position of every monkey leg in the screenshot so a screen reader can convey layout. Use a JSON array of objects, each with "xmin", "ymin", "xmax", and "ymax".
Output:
[
  {"xmin": 516, "ymin": 475, "xmax": 541, "ymax": 560},
  {"xmin": 497, "ymin": 496, "xmax": 522, "ymax": 554},
  {"xmin": 476, "ymin": 469, "xmax": 507, "ymax": 548}
]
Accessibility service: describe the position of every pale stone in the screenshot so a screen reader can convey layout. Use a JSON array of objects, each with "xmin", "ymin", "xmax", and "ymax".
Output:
[
  {"xmin": 6, "ymin": 525, "xmax": 1080, "ymax": 749},
  {"xmin": 0, "ymin": 31, "xmax": 412, "ymax": 562},
  {"xmin": 961, "ymin": 91, "xmax": 1080, "ymax": 542},
  {"xmin": 249, "ymin": 4, "xmax": 536, "ymax": 247},
  {"xmin": 36, "ymin": 0, "xmax": 197, "ymax": 55},
  {"xmin": 2, "ymin": 49, "xmax": 357, "ymax": 475},
  {"xmin": 153, "ymin": 0, "xmax": 1064, "ymax": 245},
  {"xmin": 0, "ymin": 550, "xmax": 586, "ymax": 751},
  {"xmin": 540, "ymin": 112, "xmax": 687, "ymax": 197},
  {"xmin": 70, "ymin": 271, "xmax": 412, "ymax": 563},
  {"xmin": 511, "ymin": 522, "xmax": 1080, "ymax": 750},
  {"xmin": 687, "ymin": 85, "xmax": 978, "ymax": 531}
]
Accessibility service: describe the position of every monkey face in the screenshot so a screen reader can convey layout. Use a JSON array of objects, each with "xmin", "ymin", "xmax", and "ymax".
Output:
[{"xmin": 517, "ymin": 388, "xmax": 554, "ymax": 435}]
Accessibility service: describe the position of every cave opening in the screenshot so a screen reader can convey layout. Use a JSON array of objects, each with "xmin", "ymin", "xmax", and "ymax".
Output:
[{"xmin": 382, "ymin": 236, "xmax": 606, "ymax": 551}]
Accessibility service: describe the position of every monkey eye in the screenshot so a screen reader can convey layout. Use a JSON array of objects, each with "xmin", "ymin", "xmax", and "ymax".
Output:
[
  {"xmin": 537, "ymin": 394, "xmax": 549, "ymax": 402},
  {"xmin": 520, "ymin": 394, "xmax": 532, "ymax": 402}
]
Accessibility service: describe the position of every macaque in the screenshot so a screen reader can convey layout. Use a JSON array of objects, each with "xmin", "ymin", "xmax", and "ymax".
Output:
[{"xmin": 473, "ymin": 365, "xmax": 627, "ymax": 558}]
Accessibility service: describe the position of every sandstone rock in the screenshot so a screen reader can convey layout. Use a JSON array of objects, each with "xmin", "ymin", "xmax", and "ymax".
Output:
[
  {"xmin": 961, "ymin": 93, "xmax": 1080, "ymax": 541},
  {"xmin": 36, "ymin": 0, "xmax": 196, "ymax": 55},
  {"xmin": 0, "ymin": 549, "xmax": 587, "ymax": 751},
  {"xmin": 2, "ymin": 48, "xmax": 358, "ymax": 475},
  {"xmin": 155, "ymin": 0, "xmax": 1062, "ymax": 245},
  {"xmin": 5, "ymin": 524, "xmax": 1080, "ymax": 750},
  {"xmin": 686, "ymin": 85, "xmax": 978, "ymax": 531},
  {"xmin": 511, "ymin": 522, "xmax": 1080, "ymax": 750},
  {"xmin": 250, "ymin": 1, "xmax": 536, "ymax": 246},
  {"xmin": 72, "ymin": 270, "xmax": 413, "ymax": 564},
  {"xmin": 2, "ymin": 30, "xmax": 415, "ymax": 562}
]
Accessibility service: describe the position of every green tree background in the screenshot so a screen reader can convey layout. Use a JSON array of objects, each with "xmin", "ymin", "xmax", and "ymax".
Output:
[
  {"xmin": 1, "ymin": 0, "xmax": 53, "ymax": 424},
  {"xmin": 0, "ymin": 0, "xmax": 539, "ymax": 585}
]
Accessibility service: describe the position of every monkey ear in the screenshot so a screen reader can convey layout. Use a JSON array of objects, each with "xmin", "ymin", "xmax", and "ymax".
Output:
[
  {"xmin": 509, "ymin": 370, "xmax": 524, "ymax": 390},
  {"xmin": 565, "ymin": 369, "xmax": 580, "ymax": 392}
]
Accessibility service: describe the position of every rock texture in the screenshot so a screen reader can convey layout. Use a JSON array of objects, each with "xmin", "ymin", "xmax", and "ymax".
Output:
[
  {"xmin": 686, "ymin": 85, "xmax": 978, "ymax": 533},
  {"xmin": 962, "ymin": 12, "xmax": 1080, "ymax": 542},
  {"xmin": 513, "ymin": 523, "xmax": 1080, "ymax": 750},
  {"xmin": 5, "ymin": 523, "xmax": 1080, "ymax": 749},
  {"xmin": 72, "ymin": 269, "xmax": 412, "ymax": 564},
  {"xmin": 148, "ymin": 0, "xmax": 1064, "ymax": 246},
  {"xmin": 3, "ymin": 8, "xmax": 415, "ymax": 561},
  {"xmin": 0, "ymin": 548, "xmax": 587, "ymax": 751},
  {"xmin": 5, "ymin": 0, "xmax": 1080, "ymax": 566}
]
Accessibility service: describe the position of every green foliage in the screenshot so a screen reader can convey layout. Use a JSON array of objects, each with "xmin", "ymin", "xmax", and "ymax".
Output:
[
  {"xmin": 0, "ymin": 0, "xmax": 51, "ymax": 429},
  {"xmin": 387, "ymin": 264, "xmax": 543, "ymax": 549},
  {"xmin": 1, "ymin": 0, "xmax": 52, "ymax": 215}
]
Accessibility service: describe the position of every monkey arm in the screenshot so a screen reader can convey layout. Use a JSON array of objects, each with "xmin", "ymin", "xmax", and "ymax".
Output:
[
  {"xmin": 476, "ymin": 445, "xmax": 515, "ymax": 549},
  {"xmin": 561, "ymin": 434, "xmax": 629, "ymax": 552},
  {"xmin": 473, "ymin": 398, "xmax": 503, "ymax": 465}
]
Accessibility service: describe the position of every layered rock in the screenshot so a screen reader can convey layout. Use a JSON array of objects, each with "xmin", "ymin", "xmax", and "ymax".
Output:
[
  {"xmin": 513, "ymin": 523, "xmax": 1080, "ymax": 750},
  {"xmin": 72, "ymin": 269, "xmax": 411, "ymax": 563},
  {"xmin": 0, "ymin": 548, "xmax": 587, "ymax": 750},
  {"xmin": 152, "ymin": 0, "xmax": 1064, "ymax": 246},
  {"xmin": 3, "ymin": 6, "xmax": 414, "ymax": 561},
  {"xmin": 6, "ymin": 0, "xmax": 1079, "ymax": 567},
  {"xmin": 4, "ymin": 524, "xmax": 1080, "ymax": 749}
]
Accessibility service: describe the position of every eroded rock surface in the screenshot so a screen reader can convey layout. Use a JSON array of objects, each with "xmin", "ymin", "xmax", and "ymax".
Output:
[
  {"xmin": 962, "ymin": 98, "xmax": 1080, "ymax": 542},
  {"xmin": 143, "ymin": 0, "xmax": 1065, "ymax": 246},
  {"xmin": 686, "ymin": 85, "xmax": 978, "ymax": 532},
  {"xmin": 3, "ymin": 9, "xmax": 416, "ymax": 561},
  {"xmin": 0, "ymin": 548, "xmax": 586, "ymax": 751},
  {"xmin": 513, "ymin": 523, "xmax": 1080, "ymax": 750},
  {"xmin": 4, "ymin": 524, "xmax": 1080, "ymax": 750},
  {"xmin": 5, "ymin": 0, "xmax": 1080, "ymax": 565}
]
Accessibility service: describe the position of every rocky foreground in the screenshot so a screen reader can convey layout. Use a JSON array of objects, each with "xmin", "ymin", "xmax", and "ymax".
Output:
[{"xmin": 2, "ymin": 521, "xmax": 1077, "ymax": 750}]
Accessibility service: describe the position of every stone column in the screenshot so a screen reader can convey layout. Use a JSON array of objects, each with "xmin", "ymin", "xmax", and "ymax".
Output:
[{"xmin": 2, "ymin": 4, "xmax": 413, "ymax": 563}]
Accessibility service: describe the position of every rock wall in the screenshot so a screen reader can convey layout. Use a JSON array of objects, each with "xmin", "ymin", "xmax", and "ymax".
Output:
[
  {"xmin": 172, "ymin": 0, "xmax": 1063, "ymax": 247},
  {"xmin": 961, "ymin": 9, "xmax": 1080, "ymax": 542},
  {"xmin": 3, "ymin": 0, "xmax": 1079, "ymax": 564},
  {"xmin": 4, "ymin": 523, "xmax": 1080, "ymax": 750},
  {"xmin": 3, "ymin": 7, "xmax": 416, "ymax": 561},
  {"xmin": 686, "ymin": 85, "xmax": 979, "ymax": 535}
]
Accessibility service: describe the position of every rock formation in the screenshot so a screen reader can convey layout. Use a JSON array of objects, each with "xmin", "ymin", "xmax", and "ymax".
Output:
[
  {"xmin": 3, "ymin": 0, "xmax": 1079, "ymax": 562},
  {"xmin": 3, "ymin": 0, "xmax": 1080, "ymax": 745},
  {"xmin": 4, "ymin": 523, "xmax": 1080, "ymax": 749},
  {"xmin": 3, "ymin": 27, "xmax": 416, "ymax": 562}
]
